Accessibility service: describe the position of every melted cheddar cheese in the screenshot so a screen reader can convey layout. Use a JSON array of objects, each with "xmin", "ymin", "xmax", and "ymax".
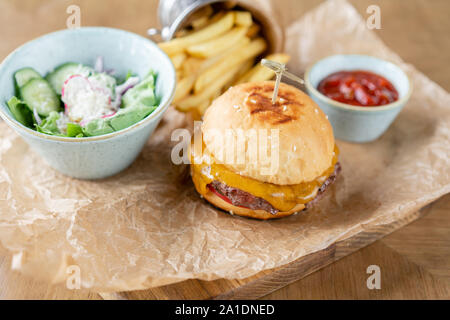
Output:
[{"xmin": 191, "ymin": 145, "xmax": 339, "ymax": 212}]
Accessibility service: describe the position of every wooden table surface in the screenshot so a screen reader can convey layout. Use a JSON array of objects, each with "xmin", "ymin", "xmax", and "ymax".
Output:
[{"xmin": 0, "ymin": 0, "xmax": 449, "ymax": 299}]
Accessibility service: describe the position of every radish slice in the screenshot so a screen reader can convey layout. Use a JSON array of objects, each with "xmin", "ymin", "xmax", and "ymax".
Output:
[
  {"xmin": 61, "ymin": 74, "xmax": 87, "ymax": 98},
  {"xmin": 101, "ymin": 111, "xmax": 117, "ymax": 118}
]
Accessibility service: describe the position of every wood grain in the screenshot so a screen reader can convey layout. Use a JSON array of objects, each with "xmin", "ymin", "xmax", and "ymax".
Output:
[
  {"xmin": 0, "ymin": 255, "xmax": 101, "ymax": 300},
  {"xmin": 263, "ymin": 195, "xmax": 450, "ymax": 299},
  {"xmin": 0, "ymin": 0, "xmax": 449, "ymax": 300}
]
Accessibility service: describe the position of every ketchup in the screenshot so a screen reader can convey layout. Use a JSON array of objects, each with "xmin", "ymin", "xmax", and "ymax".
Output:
[{"xmin": 318, "ymin": 70, "xmax": 399, "ymax": 107}]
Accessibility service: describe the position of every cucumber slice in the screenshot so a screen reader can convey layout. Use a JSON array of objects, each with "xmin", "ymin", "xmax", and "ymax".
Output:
[
  {"xmin": 14, "ymin": 67, "xmax": 42, "ymax": 88},
  {"xmin": 20, "ymin": 78, "xmax": 60, "ymax": 116},
  {"xmin": 45, "ymin": 62, "xmax": 92, "ymax": 95}
]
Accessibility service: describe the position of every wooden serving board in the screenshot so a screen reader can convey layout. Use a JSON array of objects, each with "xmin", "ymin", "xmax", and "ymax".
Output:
[
  {"xmin": 0, "ymin": 0, "xmax": 448, "ymax": 301},
  {"xmin": 99, "ymin": 206, "xmax": 426, "ymax": 300}
]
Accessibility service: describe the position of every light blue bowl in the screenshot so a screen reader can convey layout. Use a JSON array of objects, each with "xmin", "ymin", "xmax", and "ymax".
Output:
[
  {"xmin": 305, "ymin": 54, "xmax": 412, "ymax": 143},
  {"xmin": 0, "ymin": 27, "xmax": 176, "ymax": 179}
]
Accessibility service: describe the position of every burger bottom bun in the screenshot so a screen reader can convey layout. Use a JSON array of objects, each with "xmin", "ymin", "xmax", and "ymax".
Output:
[{"xmin": 203, "ymin": 190, "xmax": 305, "ymax": 220}]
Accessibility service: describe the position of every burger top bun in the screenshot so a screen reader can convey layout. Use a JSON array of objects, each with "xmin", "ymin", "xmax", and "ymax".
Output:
[{"xmin": 202, "ymin": 81, "xmax": 335, "ymax": 185}]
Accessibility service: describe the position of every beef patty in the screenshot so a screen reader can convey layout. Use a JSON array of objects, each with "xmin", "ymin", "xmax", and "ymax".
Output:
[{"xmin": 208, "ymin": 162, "xmax": 341, "ymax": 215}]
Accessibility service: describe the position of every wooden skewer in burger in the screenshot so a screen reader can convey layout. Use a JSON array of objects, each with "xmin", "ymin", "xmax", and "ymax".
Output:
[{"xmin": 190, "ymin": 60, "xmax": 341, "ymax": 220}]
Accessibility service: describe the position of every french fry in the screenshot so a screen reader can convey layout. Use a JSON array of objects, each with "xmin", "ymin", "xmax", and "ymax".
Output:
[
  {"xmin": 246, "ymin": 23, "xmax": 261, "ymax": 38},
  {"xmin": 186, "ymin": 27, "xmax": 248, "ymax": 58},
  {"xmin": 181, "ymin": 57, "xmax": 204, "ymax": 77},
  {"xmin": 235, "ymin": 53, "xmax": 290, "ymax": 84},
  {"xmin": 176, "ymin": 62, "xmax": 243, "ymax": 111},
  {"xmin": 231, "ymin": 59, "xmax": 254, "ymax": 82},
  {"xmin": 173, "ymin": 75, "xmax": 196, "ymax": 103},
  {"xmin": 158, "ymin": 12, "xmax": 235, "ymax": 55},
  {"xmin": 234, "ymin": 11, "xmax": 253, "ymax": 27},
  {"xmin": 206, "ymin": 11, "xmax": 225, "ymax": 25},
  {"xmin": 190, "ymin": 11, "xmax": 226, "ymax": 35},
  {"xmin": 170, "ymin": 52, "xmax": 187, "ymax": 70},
  {"xmin": 196, "ymin": 36, "xmax": 250, "ymax": 71},
  {"xmin": 177, "ymin": 37, "xmax": 249, "ymax": 80},
  {"xmin": 188, "ymin": 5, "xmax": 212, "ymax": 30},
  {"xmin": 197, "ymin": 87, "xmax": 228, "ymax": 115},
  {"xmin": 174, "ymin": 7, "xmax": 215, "ymax": 38},
  {"xmin": 197, "ymin": 89, "xmax": 220, "ymax": 115},
  {"xmin": 191, "ymin": 15, "xmax": 209, "ymax": 30},
  {"xmin": 165, "ymin": 7, "xmax": 289, "ymax": 116},
  {"xmin": 179, "ymin": 41, "xmax": 242, "ymax": 79},
  {"xmin": 197, "ymin": 99, "xmax": 212, "ymax": 115},
  {"xmin": 194, "ymin": 37, "xmax": 267, "ymax": 93}
]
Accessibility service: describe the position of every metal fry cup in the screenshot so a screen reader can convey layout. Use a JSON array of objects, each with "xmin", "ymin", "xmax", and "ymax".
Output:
[{"xmin": 149, "ymin": 0, "xmax": 284, "ymax": 52}]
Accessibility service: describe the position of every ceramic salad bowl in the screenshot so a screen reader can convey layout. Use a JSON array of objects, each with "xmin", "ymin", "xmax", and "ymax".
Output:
[{"xmin": 0, "ymin": 27, "xmax": 176, "ymax": 179}]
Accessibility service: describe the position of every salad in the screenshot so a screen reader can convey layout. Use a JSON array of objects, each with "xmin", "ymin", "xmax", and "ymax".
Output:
[{"xmin": 6, "ymin": 57, "xmax": 159, "ymax": 137}]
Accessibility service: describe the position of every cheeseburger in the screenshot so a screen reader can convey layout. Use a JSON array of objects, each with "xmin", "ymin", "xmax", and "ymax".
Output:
[{"xmin": 190, "ymin": 81, "xmax": 340, "ymax": 220}]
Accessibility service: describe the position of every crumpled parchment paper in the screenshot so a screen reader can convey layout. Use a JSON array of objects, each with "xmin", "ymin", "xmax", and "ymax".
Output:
[{"xmin": 0, "ymin": 0, "xmax": 449, "ymax": 292}]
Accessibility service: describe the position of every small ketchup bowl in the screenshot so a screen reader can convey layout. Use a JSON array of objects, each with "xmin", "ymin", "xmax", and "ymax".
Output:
[{"xmin": 304, "ymin": 54, "xmax": 412, "ymax": 143}]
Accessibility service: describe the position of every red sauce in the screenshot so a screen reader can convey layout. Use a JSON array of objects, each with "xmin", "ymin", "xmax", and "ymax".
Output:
[{"xmin": 318, "ymin": 70, "xmax": 399, "ymax": 107}]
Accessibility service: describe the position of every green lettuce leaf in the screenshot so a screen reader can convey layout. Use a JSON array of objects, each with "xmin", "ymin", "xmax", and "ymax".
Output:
[
  {"xmin": 108, "ymin": 104, "xmax": 157, "ymax": 131},
  {"xmin": 82, "ymin": 118, "xmax": 114, "ymax": 136},
  {"xmin": 66, "ymin": 122, "xmax": 84, "ymax": 137},
  {"xmin": 122, "ymin": 71, "xmax": 157, "ymax": 108},
  {"xmin": 6, "ymin": 96, "xmax": 34, "ymax": 128},
  {"xmin": 36, "ymin": 111, "xmax": 64, "ymax": 136}
]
